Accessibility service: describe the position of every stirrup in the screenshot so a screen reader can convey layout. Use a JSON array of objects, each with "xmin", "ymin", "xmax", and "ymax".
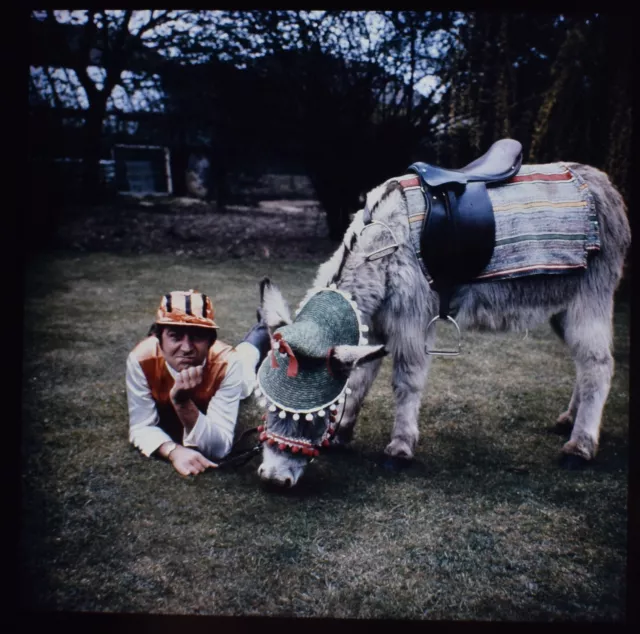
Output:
[{"xmin": 425, "ymin": 315, "xmax": 461, "ymax": 356}]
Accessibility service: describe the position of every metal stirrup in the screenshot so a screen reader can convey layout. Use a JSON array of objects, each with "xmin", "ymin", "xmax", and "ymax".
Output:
[{"xmin": 425, "ymin": 314, "xmax": 461, "ymax": 356}]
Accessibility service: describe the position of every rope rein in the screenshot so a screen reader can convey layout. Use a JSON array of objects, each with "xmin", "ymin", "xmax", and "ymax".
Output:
[{"xmin": 213, "ymin": 425, "xmax": 262, "ymax": 469}]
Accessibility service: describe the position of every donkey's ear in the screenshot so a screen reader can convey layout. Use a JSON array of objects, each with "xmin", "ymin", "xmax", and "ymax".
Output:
[
  {"xmin": 331, "ymin": 344, "xmax": 387, "ymax": 374},
  {"xmin": 259, "ymin": 277, "xmax": 292, "ymax": 331}
]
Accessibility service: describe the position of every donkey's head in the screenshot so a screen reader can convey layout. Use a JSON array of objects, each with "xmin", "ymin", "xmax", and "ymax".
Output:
[{"xmin": 254, "ymin": 278, "xmax": 386, "ymax": 487}]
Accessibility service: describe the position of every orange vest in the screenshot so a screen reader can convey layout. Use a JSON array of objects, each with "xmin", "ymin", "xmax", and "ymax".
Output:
[{"xmin": 131, "ymin": 336, "xmax": 234, "ymax": 442}]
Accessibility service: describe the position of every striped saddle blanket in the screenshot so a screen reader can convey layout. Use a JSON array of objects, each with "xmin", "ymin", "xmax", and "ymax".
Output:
[{"xmin": 403, "ymin": 162, "xmax": 601, "ymax": 284}]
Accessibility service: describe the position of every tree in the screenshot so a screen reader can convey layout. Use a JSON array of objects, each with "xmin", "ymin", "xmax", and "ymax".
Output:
[
  {"xmin": 434, "ymin": 12, "xmax": 571, "ymax": 166},
  {"xmin": 432, "ymin": 9, "xmax": 632, "ymax": 209},
  {"xmin": 29, "ymin": 10, "xmax": 205, "ymax": 200},
  {"xmin": 531, "ymin": 13, "xmax": 632, "ymax": 202},
  {"xmin": 234, "ymin": 11, "xmax": 458, "ymax": 238},
  {"xmin": 152, "ymin": 10, "xmax": 460, "ymax": 236}
]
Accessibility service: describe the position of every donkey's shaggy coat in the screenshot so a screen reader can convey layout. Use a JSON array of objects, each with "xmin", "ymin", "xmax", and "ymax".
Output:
[{"xmin": 258, "ymin": 164, "xmax": 630, "ymax": 487}]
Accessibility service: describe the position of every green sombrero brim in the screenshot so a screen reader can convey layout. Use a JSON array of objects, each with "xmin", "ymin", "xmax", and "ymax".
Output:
[{"xmin": 257, "ymin": 352, "xmax": 347, "ymax": 413}]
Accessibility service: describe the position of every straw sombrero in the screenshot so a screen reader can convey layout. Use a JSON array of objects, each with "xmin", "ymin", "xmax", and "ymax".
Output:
[{"xmin": 255, "ymin": 285, "xmax": 370, "ymax": 420}]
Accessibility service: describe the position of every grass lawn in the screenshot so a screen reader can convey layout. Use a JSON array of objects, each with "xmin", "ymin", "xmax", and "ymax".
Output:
[{"xmin": 20, "ymin": 251, "xmax": 629, "ymax": 620}]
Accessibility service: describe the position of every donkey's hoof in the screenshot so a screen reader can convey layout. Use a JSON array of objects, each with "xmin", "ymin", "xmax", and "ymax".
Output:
[
  {"xmin": 562, "ymin": 437, "xmax": 596, "ymax": 463},
  {"xmin": 381, "ymin": 456, "xmax": 412, "ymax": 472},
  {"xmin": 559, "ymin": 453, "xmax": 589, "ymax": 470}
]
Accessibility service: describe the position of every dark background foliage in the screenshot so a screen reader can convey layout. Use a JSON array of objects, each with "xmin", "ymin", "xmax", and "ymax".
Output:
[{"xmin": 28, "ymin": 10, "xmax": 632, "ymax": 241}]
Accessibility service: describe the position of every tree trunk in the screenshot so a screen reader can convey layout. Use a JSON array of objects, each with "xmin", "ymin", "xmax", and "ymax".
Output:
[
  {"xmin": 213, "ymin": 161, "xmax": 230, "ymax": 211},
  {"xmin": 407, "ymin": 17, "xmax": 416, "ymax": 125},
  {"xmin": 494, "ymin": 15, "xmax": 512, "ymax": 140},
  {"xmin": 81, "ymin": 99, "xmax": 107, "ymax": 202},
  {"xmin": 603, "ymin": 15, "xmax": 631, "ymax": 206}
]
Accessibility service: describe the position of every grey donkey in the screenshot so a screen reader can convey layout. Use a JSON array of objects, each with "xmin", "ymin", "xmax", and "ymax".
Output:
[{"xmin": 257, "ymin": 163, "xmax": 630, "ymax": 487}]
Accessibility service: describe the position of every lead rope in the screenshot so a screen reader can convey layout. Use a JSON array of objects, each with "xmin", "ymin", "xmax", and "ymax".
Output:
[{"xmin": 213, "ymin": 425, "xmax": 262, "ymax": 469}]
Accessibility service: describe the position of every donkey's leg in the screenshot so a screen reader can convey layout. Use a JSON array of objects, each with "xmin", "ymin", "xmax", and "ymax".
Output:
[
  {"xmin": 560, "ymin": 304, "xmax": 614, "ymax": 462},
  {"xmin": 550, "ymin": 311, "xmax": 580, "ymax": 429},
  {"xmin": 383, "ymin": 343, "xmax": 432, "ymax": 461},
  {"xmin": 334, "ymin": 356, "xmax": 384, "ymax": 444},
  {"xmin": 557, "ymin": 370, "xmax": 580, "ymax": 427}
]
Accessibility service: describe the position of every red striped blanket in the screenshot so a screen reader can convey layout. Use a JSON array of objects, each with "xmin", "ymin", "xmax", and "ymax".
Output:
[{"xmin": 402, "ymin": 162, "xmax": 600, "ymax": 284}]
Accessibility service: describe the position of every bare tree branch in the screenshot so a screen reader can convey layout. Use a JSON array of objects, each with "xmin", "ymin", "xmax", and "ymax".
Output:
[
  {"xmin": 43, "ymin": 66, "xmax": 64, "ymax": 109},
  {"xmin": 135, "ymin": 10, "xmax": 195, "ymax": 38}
]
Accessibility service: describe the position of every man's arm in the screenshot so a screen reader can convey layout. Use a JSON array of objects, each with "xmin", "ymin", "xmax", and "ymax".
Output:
[
  {"xmin": 169, "ymin": 365, "xmax": 204, "ymax": 435},
  {"xmin": 234, "ymin": 341, "xmax": 261, "ymax": 399},
  {"xmin": 126, "ymin": 354, "xmax": 216, "ymax": 475},
  {"xmin": 178, "ymin": 354, "xmax": 245, "ymax": 460},
  {"xmin": 126, "ymin": 354, "xmax": 174, "ymax": 457}
]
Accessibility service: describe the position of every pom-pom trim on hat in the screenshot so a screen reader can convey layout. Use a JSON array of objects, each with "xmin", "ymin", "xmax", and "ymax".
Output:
[{"xmin": 255, "ymin": 382, "xmax": 351, "ymax": 417}]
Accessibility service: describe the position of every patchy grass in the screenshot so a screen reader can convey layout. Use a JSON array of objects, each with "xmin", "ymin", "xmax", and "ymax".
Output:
[{"xmin": 21, "ymin": 251, "xmax": 629, "ymax": 621}]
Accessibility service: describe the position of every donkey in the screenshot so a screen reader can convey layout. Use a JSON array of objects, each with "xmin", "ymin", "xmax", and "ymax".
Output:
[{"xmin": 256, "ymin": 161, "xmax": 630, "ymax": 488}]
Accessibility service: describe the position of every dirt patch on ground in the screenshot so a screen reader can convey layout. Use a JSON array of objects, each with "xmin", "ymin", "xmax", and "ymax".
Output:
[{"xmin": 49, "ymin": 196, "xmax": 338, "ymax": 260}]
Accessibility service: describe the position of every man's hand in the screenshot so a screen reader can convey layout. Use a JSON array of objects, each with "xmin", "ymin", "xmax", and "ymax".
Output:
[
  {"xmin": 170, "ymin": 366, "xmax": 204, "ymax": 404},
  {"xmin": 168, "ymin": 444, "xmax": 217, "ymax": 476}
]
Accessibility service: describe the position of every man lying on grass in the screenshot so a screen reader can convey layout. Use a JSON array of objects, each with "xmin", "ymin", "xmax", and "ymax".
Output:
[{"xmin": 126, "ymin": 290, "xmax": 270, "ymax": 476}]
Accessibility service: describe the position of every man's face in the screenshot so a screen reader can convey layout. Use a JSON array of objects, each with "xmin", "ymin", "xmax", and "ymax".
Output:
[{"xmin": 160, "ymin": 326, "xmax": 212, "ymax": 372}]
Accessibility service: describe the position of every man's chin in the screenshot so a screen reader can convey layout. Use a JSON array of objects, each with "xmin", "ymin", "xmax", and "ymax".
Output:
[{"xmin": 174, "ymin": 360, "xmax": 198, "ymax": 371}]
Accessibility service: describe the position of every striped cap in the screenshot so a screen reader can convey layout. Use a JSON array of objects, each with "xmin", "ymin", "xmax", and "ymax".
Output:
[{"xmin": 155, "ymin": 290, "xmax": 218, "ymax": 329}]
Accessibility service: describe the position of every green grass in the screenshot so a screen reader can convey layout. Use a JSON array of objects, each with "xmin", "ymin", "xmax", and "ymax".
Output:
[{"xmin": 21, "ymin": 251, "xmax": 629, "ymax": 620}]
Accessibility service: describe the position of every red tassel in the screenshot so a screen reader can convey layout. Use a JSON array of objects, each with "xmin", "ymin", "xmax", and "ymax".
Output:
[
  {"xmin": 268, "ymin": 438, "xmax": 276, "ymax": 446},
  {"xmin": 326, "ymin": 347, "xmax": 335, "ymax": 377},
  {"xmin": 259, "ymin": 432, "xmax": 267, "ymax": 442},
  {"xmin": 322, "ymin": 439, "xmax": 330, "ymax": 447},
  {"xmin": 257, "ymin": 425, "xmax": 264, "ymax": 432},
  {"xmin": 302, "ymin": 447, "xmax": 311, "ymax": 456},
  {"xmin": 286, "ymin": 358, "xmax": 299, "ymax": 378},
  {"xmin": 261, "ymin": 414, "xmax": 267, "ymax": 421},
  {"xmin": 291, "ymin": 446, "xmax": 300, "ymax": 453},
  {"xmin": 279, "ymin": 340, "xmax": 299, "ymax": 378},
  {"xmin": 278, "ymin": 443, "xmax": 287, "ymax": 451}
]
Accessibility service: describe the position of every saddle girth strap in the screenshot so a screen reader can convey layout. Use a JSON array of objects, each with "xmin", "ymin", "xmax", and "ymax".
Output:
[
  {"xmin": 437, "ymin": 187, "xmax": 459, "ymax": 319},
  {"xmin": 436, "ymin": 285, "xmax": 453, "ymax": 320}
]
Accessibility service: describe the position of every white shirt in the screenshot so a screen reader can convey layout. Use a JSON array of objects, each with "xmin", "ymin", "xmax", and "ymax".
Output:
[{"xmin": 126, "ymin": 341, "xmax": 260, "ymax": 460}]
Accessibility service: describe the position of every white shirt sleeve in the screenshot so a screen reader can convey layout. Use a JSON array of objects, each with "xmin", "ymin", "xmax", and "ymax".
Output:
[
  {"xmin": 182, "ymin": 352, "xmax": 247, "ymax": 460},
  {"xmin": 234, "ymin": 341, "xmax": 260, "ymax": 399},
  {"xmin": 126, "ymin": 353, "xmax": 173, "ymax": 457}
]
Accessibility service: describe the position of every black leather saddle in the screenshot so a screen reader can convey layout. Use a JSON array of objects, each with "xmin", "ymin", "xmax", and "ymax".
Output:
[{"xmin": 409, "ymin": 138, "xmax": 523, "ymax": 317}]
